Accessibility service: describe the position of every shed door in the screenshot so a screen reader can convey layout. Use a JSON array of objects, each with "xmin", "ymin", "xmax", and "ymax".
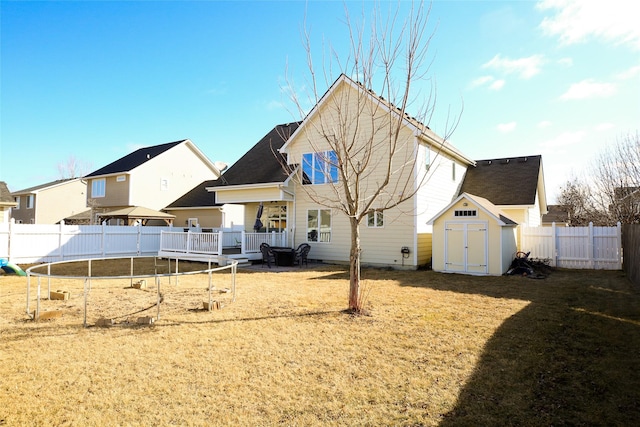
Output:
[{"xmin": 444, "ymin": 222, "xmax": 488, "ymax": 274}]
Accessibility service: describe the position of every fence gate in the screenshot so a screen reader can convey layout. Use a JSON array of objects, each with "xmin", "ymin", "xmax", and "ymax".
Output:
[{"xmin": 521, "ymin": 222, "xmax": 622, "ymax": 270}]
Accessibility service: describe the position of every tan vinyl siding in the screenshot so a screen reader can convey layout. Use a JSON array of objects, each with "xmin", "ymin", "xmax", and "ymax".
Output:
[
  {"xmin": 417, "ymin": 233, "xmax": 432, "ymax": 266},
  {"xmin": 12, "ymin": 180, "xmax": 87, "ymax": 224},
  {"xmin": 216, "ymin": 187, "xmax": 285, "ymax": 204},
  {"xmin": 34, "ymin": 180, "xmax": 87, "ymax": 224},
  {"xmin": 129, "ymin": 143, "xmax": 216, "ymax": 210},
  {"xmin": 165, "ymin": 208, "xmax": 223, "ymax": 229},
  {"xmin": 89, "ymin": 175, "xmax": 130, "ymax": 207}
]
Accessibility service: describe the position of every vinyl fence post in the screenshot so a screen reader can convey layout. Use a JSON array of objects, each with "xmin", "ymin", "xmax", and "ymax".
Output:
[
  {"xmin": 588, "ymin": 222, "xmax": 595, "ymax": 269},
  {"xmin": 616, "ymin": 221, "xmax": 622, "ymax": 270},
  {"xmin": 551, "ymin": 222, "xmax": 557, "ymax": 267},
  {"xmin": 58, "ymin": 220, "xmax": 65, "ymax": 262},
  {"xmin": 102, "ymin": 222, "xmax": 107, "ymax": 257}
]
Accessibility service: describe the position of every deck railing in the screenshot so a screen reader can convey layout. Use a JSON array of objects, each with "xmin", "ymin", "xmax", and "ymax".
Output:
[{"xmin": 159, "ymin": 230, "xmax": 287, "ymax": 257}]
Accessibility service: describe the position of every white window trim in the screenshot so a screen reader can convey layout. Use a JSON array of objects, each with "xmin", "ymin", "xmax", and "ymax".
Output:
[
  {"xmin": 367, "ymin": 209, "xmax": 384, "ymax": 228},
  {"xmin": 92, "ymin": 178, "xmax": 106, "ymax": 198},
  {"xmin": 26, "ymin": 195, "xmax": 34, "ymax": 209},
  {"xmin": 302, "ymin": 151, "xmax": 338, "ymax": 185},
  {"xmin": 307, "ymin": 208, "xmax": 332, "ymax": 243}
]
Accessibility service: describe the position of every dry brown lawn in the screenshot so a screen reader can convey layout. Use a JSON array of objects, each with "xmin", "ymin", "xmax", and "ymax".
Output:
[{"xmin": 1, "ymin": 259, "xmax": 639, "ymax": 426}]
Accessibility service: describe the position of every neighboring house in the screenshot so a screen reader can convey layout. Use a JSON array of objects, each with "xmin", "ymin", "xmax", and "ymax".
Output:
[
  {"xmin": 84, "ymin": 139, "xmax": 224, "ymax": 225},
  {"xmin": 10, "ymin": 178, "xmax": 87, "ymax": 224},
  {"xmin": 0, "ymin": 181, "xmax": 18, "ymax": 223},
  {"xmin": 458, "ymin": 155, "xmax": 548, "ymax": 228},
  {"xmin": 542, "ymin": 204, "xmax": 570, "ymax": 226},
  {"xmin": 164, "ymin": 180, "xmax": 244, "ymax": 230},
  {"xmin": 209, "ymin": 74, "xmax": 475, "ymax": 268}
]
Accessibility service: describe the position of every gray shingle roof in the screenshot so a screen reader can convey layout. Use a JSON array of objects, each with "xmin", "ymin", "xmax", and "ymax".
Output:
[
  {"xmin": 165, "ymin": 180, "xmax": 221, "ymax": 208},
  {"xmin": 208, "ymin": 122, "xmax": 301, "ymax": 188},
  {"xmin": 458, "ymin": 155, "xmax": 542, "ymax": 206},
  {"xmin": 11, "ymin": 178, "xmax": 79, "ymax": 194},
  {"xmin": 85, "ymin": 140, "xmax": 185, "ymax": 177}
]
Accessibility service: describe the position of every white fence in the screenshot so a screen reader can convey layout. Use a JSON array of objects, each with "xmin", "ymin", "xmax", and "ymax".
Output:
[
  {"xmin": 0, "ymin": 221, "xmax": 288, "ymax": 264},
  {"xmin": 0, "ymin": 222, "xmax": 173, "ymax": 264},
  {"xmin": 521, "ymin": 222, "xmax": 622, "ymax": 270}
]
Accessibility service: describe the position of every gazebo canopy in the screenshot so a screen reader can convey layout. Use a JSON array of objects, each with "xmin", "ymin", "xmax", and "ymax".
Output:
[{"xmin": 97, "ymin": 206, "xmax": 175, "ymax": 226}]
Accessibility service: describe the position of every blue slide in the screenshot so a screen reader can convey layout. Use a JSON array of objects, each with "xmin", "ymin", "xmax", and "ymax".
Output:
[{"xmin": 0, "ymin": 258, "xmax": 26, "ymax": 276}]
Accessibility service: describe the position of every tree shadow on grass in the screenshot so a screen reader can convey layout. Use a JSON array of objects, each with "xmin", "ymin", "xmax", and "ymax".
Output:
[{"xmin": 395, "ymin": 269, "xmax": 640, "ymax": 425}]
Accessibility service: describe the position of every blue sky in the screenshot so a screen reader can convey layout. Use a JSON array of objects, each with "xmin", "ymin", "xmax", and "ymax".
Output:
[{"xmin": 1, "ymin": 0, "xmax": 638, "ymax": 203}]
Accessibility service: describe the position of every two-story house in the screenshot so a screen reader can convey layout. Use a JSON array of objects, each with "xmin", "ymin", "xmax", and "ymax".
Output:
[
  {"xmin": 209, "ymin": 74, "xmax": 476, "ymax": 268},
  {"xmin": 84, "ymin": 139, "xmax": 224, "ymax": 225},
  {"xmin": 10, "ymin": 178, "xmax": 87, "ymax": 224}
]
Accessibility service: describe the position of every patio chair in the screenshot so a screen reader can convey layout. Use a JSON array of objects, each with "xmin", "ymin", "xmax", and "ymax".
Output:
[
  {"xmin": 294, "ymin": 243, "xmax": 311, "ymax": 267},
  {"xmin": 260, "ymin": 243, "xmax": 276, "ymax": 268}
]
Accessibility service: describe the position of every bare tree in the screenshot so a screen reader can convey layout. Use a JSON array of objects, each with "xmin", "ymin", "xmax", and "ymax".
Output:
[
  {"xmin": 57, "ymin": 155, "xmax": 92, "ymax": 179},
  {"xmin": 590, "ymin": 131, "xmax": 640, "ymax": 224},
  {"xmin": 557, "ymin": 131, "xmax": 640, "ymax": 226},
  {"xmin": 557, "ymin": 177, "xmax": 608, "ymax": 225},
  {"xmin": 283, "ymin": 1, "xmax": 460, "ymax": 312}
]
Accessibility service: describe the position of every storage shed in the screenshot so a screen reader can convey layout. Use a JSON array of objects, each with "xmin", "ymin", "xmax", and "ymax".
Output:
[{"xmin": 428, "ymin": 193, "xmax": 518, "ymax": 276}]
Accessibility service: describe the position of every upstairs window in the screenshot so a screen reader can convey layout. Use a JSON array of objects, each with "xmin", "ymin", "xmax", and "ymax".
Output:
[
  {"xmin": 92, "ymin": 178, "xmax": 106, "ymax": 198},
  {"xmin": 26, "ymin": 195, "xmax": 34, "ymax": 209},
  {"xmin": 14, "ymin": 197, "xmax": 20, "ymax": 210},
  {"xmin": 302, "ymin": 151, "xmax": 338, "ymax": 185}
]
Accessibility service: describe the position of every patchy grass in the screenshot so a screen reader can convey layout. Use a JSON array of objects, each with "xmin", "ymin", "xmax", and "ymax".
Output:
[{"xmin": 1, "ymin": 261, "xmax": 639, "ymax": 426}]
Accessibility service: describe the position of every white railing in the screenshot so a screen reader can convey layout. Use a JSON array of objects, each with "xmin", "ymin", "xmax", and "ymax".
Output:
[
  {"xmin": 159, "ymin": 231, "xmax": 222, "ymax": 256},
  {"xmin": 521, "ymin": 222, "xmax": 622, "ymax": 270}
]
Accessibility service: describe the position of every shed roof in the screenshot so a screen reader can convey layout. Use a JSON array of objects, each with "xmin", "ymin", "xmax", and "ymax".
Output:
[{"xmin": 458, "ymin": 155, "xmax": 542, "ymax": 206}]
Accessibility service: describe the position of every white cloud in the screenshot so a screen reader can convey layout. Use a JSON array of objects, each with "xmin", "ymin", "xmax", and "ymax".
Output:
[
  {"xmin": 557, "ymin": 57, "xmax": 573, "ymax": 67},
  {"xmin": 539, "ymin": 130, "xmax": 586, "ymax": 149},
  {"xmin": 489, "ymin": 79, "xmax": 505, "ymax": 90},
  {"xmin": 537, "ymin": 0, "xmax": 640, "ymax": 50},
  {"xmin": 559, "ymin": 79, "xmax": 617, "ymax": 100},
  {"xmin": 594, "ymin": 122, "xmax": 615, "ymax": 131},
  {"xmin": 538, "ymin": 120, "xmax": 552, "ymax": 128},
  {"xmin": 482, "ymin": 54, "xmax": 545, "ymax": 79},
  {"xmin": 470, "ymin": 75, "xmax": 495, "ymax": 88},
  {"xmin": 616, "ymin": 65, "xmax": 640, "ymax": 80},
  {"xmin": 496, "ymin": 122, "xmax": 517, "ymax": 133}
]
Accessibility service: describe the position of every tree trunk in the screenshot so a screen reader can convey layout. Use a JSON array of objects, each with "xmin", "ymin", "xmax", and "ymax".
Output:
[{"xmin": 348, "ymin": 217, "xmax": 361, "ymax": 311}]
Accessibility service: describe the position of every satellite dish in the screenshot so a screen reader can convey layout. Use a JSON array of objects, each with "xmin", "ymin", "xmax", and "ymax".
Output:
[{"xmin": 214, "ymin": 161, "xmax": 228, "ymax": 172}]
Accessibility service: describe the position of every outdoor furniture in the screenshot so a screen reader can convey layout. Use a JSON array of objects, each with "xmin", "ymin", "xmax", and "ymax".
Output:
[
  {"xmin": 294, "ymin": 243, "xmax": 311, "ymax": 267},
  {"xmin": 260, "ymin": 243, "xmax": 276, "ymax": 268},
  {"xmin": 272, "ymin": 247, "xmax": 296, "ymax": 267}
]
